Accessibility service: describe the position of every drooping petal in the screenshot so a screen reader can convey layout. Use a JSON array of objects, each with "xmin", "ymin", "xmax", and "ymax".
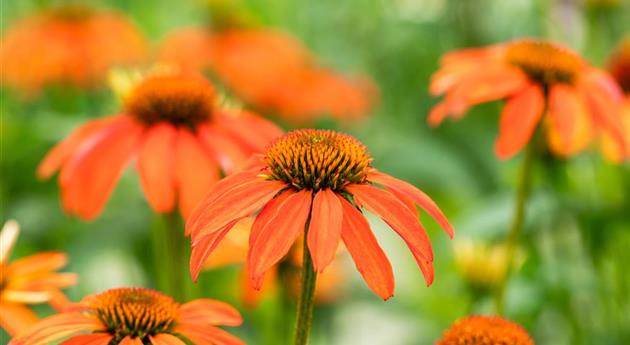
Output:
[
  {"xmin": 175, "ymin": 129, "xmax": 221, "ymax": 219},
  {"xmin": 248, "ymin": 191, "xmax": 294, "ymax": 250},
  {"xmin": 176, "ymin": 324, "xmax": 246, "ymax": 345},
  {"xmin": 137, "ymin": 122, "xmax": 177, "ymax": 213},
  {"xmin": 367, "ymin": 171, "xmax": 454, "ymax": 238},
  {"xmin": 8, "ymin": 313, "xmax": 104, "ymax": 345},
  {"xmin": 447, "ymin": 65, "xmax": 529, "ymax": 107},
  {"xmin": 186, "ymin": 170, "xmax": 262, "ymax": 234},
  {"xmin": 494, "ymin": 83, "xmax": 545, "ymax": 159},
  {"xmin": 190, "ymin": 220, "xmax": 239, "ymax": 281},
  {"xmin": 37, "ymin": 116, "xmax": 120, "ymax": 179},
  {"xmin": 338, "ymin": 195, "xmax": 394, "ymax": 300},
  {"xmin": 248, "ymin": 190, "xmax": 312, "ymax": 288},
  {"xmin": 58, "ymin": 333, "xmax": 113, "ymax": 345},
  {"xmin": 549, "ymin": 84, "xmax": 583, "ymax": 151},
  {"xmin": 149, "ymin": 334, "xmax": 187, "ymax": 345},
  {"xmin": 179, "ymin": 299, "xmax": 243, "ymax": 327},
  {"xmin": 189, "ymin": 179, "xmax": 286, "ymax": 242},
  {"xmin": 216, "ymin": 109, "xmax": 283, "ymax": 151},
  {"xmin": 58, "ymin": 116, "xmax": 143, "ymax": 220},
  {"xmin": 7, "ymin": 252, "xmax": 68, "ymax": 276},
  {"xmin": 197, "ymin": 124, "xmax": 249, "ymax": 174},
  {"xmin": 0, "ymin": 219, "xmax": 19, "ymax": 264},
  {"xmin": 307, "ymin": 189, "xmax": 343, "ymax": 272},
  {"xmin": 0, "ymin": 303, "xmax": 39, "ymax": 337},
  {"xmin": 347, "ymin": 184, "xmax": 433, "ymax": 261}
]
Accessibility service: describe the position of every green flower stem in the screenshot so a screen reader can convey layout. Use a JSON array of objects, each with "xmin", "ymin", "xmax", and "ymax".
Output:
[
  {"xmin": 152, "ymin": 211, "xmax": 187, "ymax": 301},
  {"xmin": 293, "ymin": 231, "xmax": 318, "ymax": 345},
  {"xmin": 495, "ymin": 135, "xmax": 539, "ymax": 315}
]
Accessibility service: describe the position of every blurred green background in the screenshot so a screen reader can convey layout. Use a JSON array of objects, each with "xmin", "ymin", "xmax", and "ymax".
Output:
[{"xmin": 1, "ymin": 0, "xmax": 629, "ymax": 344}]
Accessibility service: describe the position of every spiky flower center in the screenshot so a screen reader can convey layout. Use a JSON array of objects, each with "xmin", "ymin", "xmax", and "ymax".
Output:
[
  {"xmin": 264, "ymin": 129, "xmax": 372, "ymax": 191},
  {"xmin": 90, "ymin": 288, "xmax": 179, "ymax": 340},
  {"xmin": 506, "ymin": 40, "xmax": 584, "ymax": 86},
  {"xmin": 438, "ymin": 316, "xmax": 534, "ymax": 345},
  {"xmin": 125, "ymin": 75, "xmax": 215, "ymax": 129}
]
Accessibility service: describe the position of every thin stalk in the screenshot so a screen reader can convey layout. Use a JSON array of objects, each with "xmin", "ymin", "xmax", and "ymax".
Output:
[
  {"xmin": 495, "ymin": 134, "xmax": 539, "ymax": 315},
  {"xmin": 152, "ymin": 211, "xmax": 187, "ymax": 301},
  {"xmin": 293, "ymin": 231, "xmax": 318, "ymax": 345}
]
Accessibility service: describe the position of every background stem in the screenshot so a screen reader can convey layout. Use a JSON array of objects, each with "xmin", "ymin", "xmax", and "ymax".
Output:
[
  {"xmin": 152, "ymin": 211, "xmax": 187, "ymax": 301},
  {"xmin": 293, "ymin": 233, "xmax": 318, "ymax": 345}
]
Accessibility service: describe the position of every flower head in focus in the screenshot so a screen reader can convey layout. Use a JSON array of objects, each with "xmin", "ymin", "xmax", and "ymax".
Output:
[
  {"xmin": 430, "ymin": 38, "xmax": 627, "ymax": 160},
  {"xmin": 159, "ymin": 28, "xmax": 375, "ymax": 124},
  {"xmin": 0, "ymin": 5, "xmax": 146, "ymax": 96},
  {"xmin": 38, "ymin": 71, "xmax": 283, "ymax": 220},
  {"xmin": 0, "ymin": 220, "xmax": 77, "ymax": 336},
  {"xmin": 9, "ymin": 287, "xmax": 245, "ymax": 345},
  {"xmin": 187, "ymin": 129, "xmax": 454, "ymax": 300},
  {"xmin": 437, "ymin": 315, "xmax": 534, "ymax": 345},
  {"xmin": 603, "ymin": 36, "xmax": 630, "ymax": 162}
]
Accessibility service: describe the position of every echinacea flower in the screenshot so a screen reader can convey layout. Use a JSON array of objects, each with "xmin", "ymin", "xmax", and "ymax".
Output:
[
  {"xmin": 0, "ymin": 220, "xmax": 77, "ymax": 336},
  {"xmin": 38, "ymin": 72, "xmax": 282, "ymax": 220},
  {"xmin": 603, "ymin": 36, "xmax": 630, "ymax": 162},
  {"xmin": 159, "ymin": 28, "xmax": 374, "ymax": 124},
  {"xmin": 0, "ymin": 5, "xmax": 146, "ymax": 95},
  {"xmin": 187, "ymin": 129, "xmax": 454, "ymax": 300},
  {"xmin": 437, "ymin": 315, "xmax": 534, "ymax": 345},
  {"xmin": 429, "ymin": 38, "xmax": 628, "ymax": 160},
  {"xmin": 9, "ymin": 287, "xmax": 245, "ymax": 345}
]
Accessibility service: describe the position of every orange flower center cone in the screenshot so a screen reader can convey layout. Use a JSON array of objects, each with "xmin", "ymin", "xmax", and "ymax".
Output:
[
  {"xmin": 506, "ymin": 39, "xmax": 584, "ymax": 86},
  {"xmin": 125, "ymin": 75, "xmax": 215, "ymax": 129},
  {"xmin": 89, "ymin": 288, "xmax": 179, "ymax": 339},
  {"xmin": 437, "ymin": 315, "xmax": 534, "ymax": 345},
  {"xmin": 263, "ymin": 129, "xmax": 372, "ymax": 191}
]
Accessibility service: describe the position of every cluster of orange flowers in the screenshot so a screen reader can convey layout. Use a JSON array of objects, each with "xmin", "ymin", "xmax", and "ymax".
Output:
[{"xmin": 1, "ymin": 2, "xmax": 629, "ymax": 345}]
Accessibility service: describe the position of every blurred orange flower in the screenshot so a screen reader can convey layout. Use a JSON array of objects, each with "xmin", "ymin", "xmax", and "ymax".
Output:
[
  {"xmin": 604, "ymin": 36, "xmax": 630, "ymax": 162},
  {"xmin": 0, "ymin": 5, "xmax": 146, "ymax": 95},
  {"xmin": 0, "ymin": 220, "xmax": 77, "ymax": 337},
  {"xmin": 38, "ymin": 72, "xmax": 283, "ymax": 220},
  {"xmin": 187, "ymin": 129, "xmax": 453, "ymax": 300},
  {"xmin": 200, "ymin": 219, "xmax": 343, "ymax": 307},
  {"xmin": 430, "ymin": 38, "xmax": 627, "ymax": 160},
  {"xmin": 159, "ymin": 28, "xmax": 375, "ymax": 124},
  {"xmin": 437, "ymin": 315, "xmax": 534, "ymax": 345},
  {"xmin": 9, "ymin": 287, "xmax": 244, "ymax": 345}
]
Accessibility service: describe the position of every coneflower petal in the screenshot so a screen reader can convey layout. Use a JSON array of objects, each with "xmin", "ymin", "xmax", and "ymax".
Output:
[
  {"xmin": 248, "ymin": 191, "xmax": 294, "ymax": 249},
  {"xmin": 58, "ymin": 117, "xmax": 142, "ymax": 220},
  {"xmin": 368, "ymin": 171, "xmax": 454, "ymax": 238},
  {"xmin": 148, "ymin": 334, "xmax": 186, "ymax": 345},
  {"xmin": 197, "ymin": 124, "xmax": 249, "ymax": 174},
  {"xmin": 549, "ymin": 85, "xmax": 585, "ymax": 151},
  {"xmin": 217, "ymin": 110, "xmax": 283, "ymax": 151},
  {"xmin": 347, "ymin": 184, "xmax": 433, "ymax": 262},
  {"xmin": 307, "ymin": 189, "xmax": 343, "ymax": 272},
  {"xmin": 0, "ymin": 303, "xmax": 39, "ymax": 337},
  {"xmin": 119, "ymin": 336, "xmax": 143, "ymax": 345},
  {"xmin": 248, "ymin": 190, "xmax": 312, "ymax": 289},
  {"xmin": 8, "ymin": 313, "xmax": 104, "ymax": 345},
  {"xmin": 339, "ymin": 195, "xmax": 394, "ymax": 300},
  {"xmin": 448, "ymin": 65, "xmax": 528, "ymax": 107},
  {"xmin": 137, "ymin": 123, "xmax": 177, "ymax": 213},
  {"xmin": 37, "ymin": 116, "xmax": 120, "ymax": 179},
  {"xmin": 175, "ymin": 324, "xmax": 247, "ymax": 345},
  {"xmin": 189, "ymin": 179, "xmax": 286, "ymax": 241},
  {"xmin": 179, "ymin": 299, "xmax": 243, "ymax": 327},
  {"xmin": 175, "ymin": 129, "xmax": 220, "ymax": 219},
  {"xmin": 190, "ymin": 220, "xmax": 239, "ymax": 281},
  {"xmin": 495, "ymin": 84, "xmax": 545, "ymax": 159},
  {"xmin": 58, "ymin": 333, "xmax": 112, "ymax": 345}
]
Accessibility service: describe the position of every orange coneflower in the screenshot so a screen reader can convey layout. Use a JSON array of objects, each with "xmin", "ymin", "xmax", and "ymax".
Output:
[
  {"xmin": 603, "ymin": 36, "xmax": 630, "ymax": 162},
  {"xmin": 0, "ymin": 220, "xmax": 77, "ymax": 336},
  {"xmin": 9, "ymin": 287, "xmax": 245, "ymax": 345},
  {"xmin": 429, "ymin": 38, "xmax": 628, "ymax": 160},
  {"xmin": 187, "ymin": 129, "xmax": 454, "ymax": 300},
  {"xmin": 159, "ymin": 28, "xmax": 374, "ymax": 124},
  {"xmin": 0, "ymin": 5, "xmax": 146, "ymax": 95},
  {"xmin": 437, "ymin": 315, "xmax": 534, "ymax": 345},
  {"xmin": 38, "ymin": 72, "xmax": 283, "ymax": 220}
]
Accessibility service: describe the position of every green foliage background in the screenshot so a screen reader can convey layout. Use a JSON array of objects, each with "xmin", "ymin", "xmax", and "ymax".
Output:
[{"xmin": 1, "ymin": 0, "xmax": 629, "ymax": 344}]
